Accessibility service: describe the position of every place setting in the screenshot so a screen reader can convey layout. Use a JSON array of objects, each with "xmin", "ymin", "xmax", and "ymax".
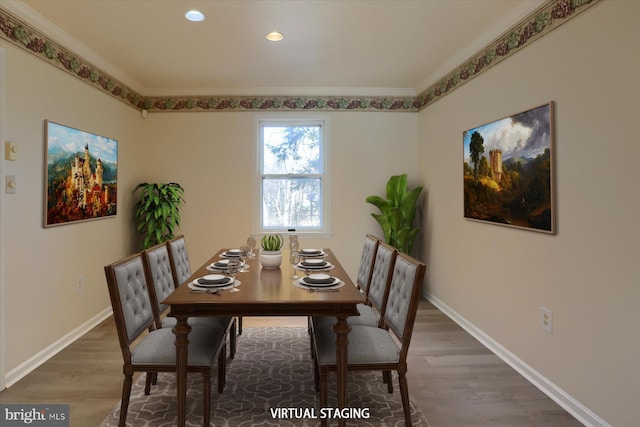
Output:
[
  {"xmin": 207, "ymin": 247, "xmax": 250, "ymax": 273},
  {"xmin": 299, "ymin": 248, "xmax": 327, "ymax": 258},
  {"xmin": 297, "ymin": 257, "xmax": 335, "ymax": 272},
  {"xmin": 193, "ymin": 259, "xmax": 243, "ymax": 293},
  {"xmin": 293, "ymin": 273, "xmax": 344, "ymax": 292}
]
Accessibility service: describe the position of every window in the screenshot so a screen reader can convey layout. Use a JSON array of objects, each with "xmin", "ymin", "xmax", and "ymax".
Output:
[{"xmin": 257, "ymin": 118, "xmax": 330, "ymax": 235}]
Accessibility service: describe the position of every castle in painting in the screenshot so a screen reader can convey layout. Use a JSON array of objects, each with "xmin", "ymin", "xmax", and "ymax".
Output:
[{"xmin": 69, "ymin": 143, "xmax": 111, "ymax": 211}]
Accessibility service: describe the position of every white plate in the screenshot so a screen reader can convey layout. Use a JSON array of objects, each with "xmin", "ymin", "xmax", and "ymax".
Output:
[{"xmin": 297, "ymin": 262, "xmax": 334, "ymax": 271}]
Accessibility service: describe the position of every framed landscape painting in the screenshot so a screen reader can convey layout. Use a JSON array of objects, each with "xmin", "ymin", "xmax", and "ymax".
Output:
[
  {"xmin": 44, "ymin": 120, "xmax": 118, "ymax": 227},
  {"xmin": 463, "ymin": 102, "xmax": 555, "ymax": 234}
]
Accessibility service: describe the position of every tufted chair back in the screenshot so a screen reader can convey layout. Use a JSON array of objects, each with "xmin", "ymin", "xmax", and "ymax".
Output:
[
  {"xmin": 167, "ymin": 235, "xmax": 192, "ymax": 286},
  {"xmin": 366, "ymin": 241, "xmax": 397, "ymax": 314},
  {"xmin": 105, "ymin": 253, "xmax": 155, "ymax": 355},
  {"xmin": 355, "ymin": 235, "xmax": 379, "ymax": 294},
  {"xmin": 382, "ymin": 252, "xmax": 426, "ymax": 357},
  {"xmin": 142, "ymin": 243, "xmax": 177, "ymax": 327}
]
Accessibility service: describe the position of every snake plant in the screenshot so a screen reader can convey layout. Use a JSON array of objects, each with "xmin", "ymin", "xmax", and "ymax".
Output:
[
  {"xmin": 134, "ymin": 182, "xmax": 185, "ymax": 249},
  {"xmin": 366, "ymin": 174, "xmax": 422, "ymax": 255}
]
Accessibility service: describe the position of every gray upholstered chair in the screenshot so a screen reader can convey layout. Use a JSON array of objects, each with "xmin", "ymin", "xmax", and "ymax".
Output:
[
  {"xmin": 104, "ymin": 253, "xmax": 228, "ymax": 427},
  {"xmin": 312, "ymin": 240, "xmax": 396, "ymax": 331},
  {"xmin": 166, "ymin": 234, "xmax": 192, "ymax": 286},
  {"xmin": 167, "ymin": 234, "xmax": 244, "ymax": 338},
  {"xmin": 312, "ymin": 252, "xmax": 426, "ymax": 426},
  {"xmin": 355, "ymin": 234, "xmax": 380, "ymax": 295},
  {"xmin": 142, "ymin": 242, "xmax": 236, "ymax": 358}
]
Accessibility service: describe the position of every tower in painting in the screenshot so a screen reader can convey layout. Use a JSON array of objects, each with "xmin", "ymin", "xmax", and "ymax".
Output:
[{"xmin": 489, "ymin": 149, "xmax": 503, "ymax": 183}]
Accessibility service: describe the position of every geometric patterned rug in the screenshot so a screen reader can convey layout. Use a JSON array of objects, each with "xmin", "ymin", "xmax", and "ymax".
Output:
[{"xmin": 100, "ymin": 327, "xmax": 429, "ymax": 426}]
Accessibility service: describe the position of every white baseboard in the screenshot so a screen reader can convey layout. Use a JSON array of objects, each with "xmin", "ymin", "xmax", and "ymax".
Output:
[
  {"xmin": 425, "ymin": 293, "xmax": 610, "ymax": 427},
  {"xmin": 3, "ymin": 307, "xmax": 112, "ymax": 388}
]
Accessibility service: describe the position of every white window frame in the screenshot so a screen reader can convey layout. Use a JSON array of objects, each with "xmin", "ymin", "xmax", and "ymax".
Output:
[{"xmin": 254, "ymin": 116, "xmax": 331, "ymax": 238}]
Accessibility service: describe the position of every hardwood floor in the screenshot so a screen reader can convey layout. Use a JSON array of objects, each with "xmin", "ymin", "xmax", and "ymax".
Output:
[{"xmin": 0, "ymin": 299, "xmax": 581, "ymax": 426}]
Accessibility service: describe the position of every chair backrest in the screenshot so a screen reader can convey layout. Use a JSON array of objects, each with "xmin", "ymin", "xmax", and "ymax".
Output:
[
  {"xmin": 381, "ymin": 252, "xmax": 426, "ymax": 359},
  {"xmin": 366, "ymin": 241, "xmax": 397, "ymax": 316},
  {"xmin": 167, "ymin": 235, "xmax": 192, "ymax": 286},
  {"xmin": 104, "ymin": 253, "xmax": 155, "ymax": 360},
  {"xmin": 355, "ymin": 234, "xmax": 379, "ymax": 294},
  {"xmin": 142, "ymin": 242, "xmax": 177, "ymax": 327}
]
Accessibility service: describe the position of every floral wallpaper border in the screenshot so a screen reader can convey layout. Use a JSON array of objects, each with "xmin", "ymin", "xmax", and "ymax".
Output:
[{"xmin": 0, "ymin": 0, "xmax": 599, "ymax": 113}]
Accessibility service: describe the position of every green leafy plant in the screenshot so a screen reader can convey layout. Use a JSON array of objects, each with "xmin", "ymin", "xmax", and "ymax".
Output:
[
  {"xmin": 261, "ymin": 234, "xmax": 283, "ymax": 251},
  {"xmin": 134, "ymin": 182, "xmax": 185, "ymax": 249},
  {"xmin": 366, "ymin": 174, "xmax": 423, "ymax": 254}
]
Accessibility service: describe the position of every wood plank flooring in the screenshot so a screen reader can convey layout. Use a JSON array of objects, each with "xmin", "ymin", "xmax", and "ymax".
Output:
[{"xmin": 0, "ymin": 299, "xmax": 581, "ymax": 426}]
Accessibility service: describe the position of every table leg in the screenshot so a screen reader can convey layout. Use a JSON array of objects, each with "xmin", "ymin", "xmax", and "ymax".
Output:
[
  {"xmin": 173, "ymin": 316, "xmax": 191, "ymax": 427},
  {"xmin": 333, "ymin": 315, "xmax": 350, "ymax": 427}
]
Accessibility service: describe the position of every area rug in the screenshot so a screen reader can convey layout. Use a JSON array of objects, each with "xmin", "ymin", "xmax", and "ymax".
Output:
[{"xmin": 101, "ymin": 327, "xmax": 429, "ymax": 426}]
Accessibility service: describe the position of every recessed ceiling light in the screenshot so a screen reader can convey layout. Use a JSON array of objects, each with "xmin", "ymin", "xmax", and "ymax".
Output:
[
  {"xmin": 185, "ymin": 10, "xmax": 205, "ymax": 22},
  {"xmin": 266, "ymin": 31, "xmax": 284, "ymax": 42}
]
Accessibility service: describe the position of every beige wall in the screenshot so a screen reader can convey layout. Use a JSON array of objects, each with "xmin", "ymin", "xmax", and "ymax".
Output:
[
  {"xmin": 0, "ymin": 43, "xmax": 145, "ymax": 374},
  {"xmin": 417, "ymin": 2, "xmax": 639, "ymax": 426}
]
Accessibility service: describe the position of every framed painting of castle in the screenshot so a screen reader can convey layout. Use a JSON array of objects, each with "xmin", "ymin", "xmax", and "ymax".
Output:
[
  {"xmin": 44, "ymin": 120, "xmax": 118, "ymax": 227},
  {"xmin": 463, "ymin": 102, "xmax": 555, "ymax": 234}
]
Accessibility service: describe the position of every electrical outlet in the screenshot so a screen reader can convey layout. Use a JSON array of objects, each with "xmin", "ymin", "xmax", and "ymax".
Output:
[{"xmin": 540, "ymin": 306, "xmax": 553, "ymax": 334}]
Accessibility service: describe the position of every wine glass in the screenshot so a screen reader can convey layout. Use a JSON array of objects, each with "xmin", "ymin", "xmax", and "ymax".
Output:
[
  {"xmin": 289, "ymin": 235, "xmax": 299, "ymax": 253},
  {"xmin": 247, "ymin": 235, "xmax": 256, "ymax": 258},
  {"xmin": 227, "ymin": 259, "xmax": 241, "ymax": 292},
  {"xmin": 289, "ymin": 250, "xmax": 301, "ymax": 279},
  {"xmin": 239, "ymin": 245, "xmax": 249, "ymax": 271}
]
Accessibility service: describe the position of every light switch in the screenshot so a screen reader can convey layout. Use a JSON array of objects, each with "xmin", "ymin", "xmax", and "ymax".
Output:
[
  {"xmin": 6, "ymin": 175, "xmax": 16, "ymax": 194},
  {"xmin": 5, "ymin": 141, "xmax": 19, "ymax": 160}
]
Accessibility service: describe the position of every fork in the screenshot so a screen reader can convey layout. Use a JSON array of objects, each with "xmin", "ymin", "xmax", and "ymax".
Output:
[
  {"xmin": 308, "ymin": 287, "xmax": 340, "ymax": 293},
  {"xmin": 190, "ymin": 289, "xmax": 222, "ymax": 295}
]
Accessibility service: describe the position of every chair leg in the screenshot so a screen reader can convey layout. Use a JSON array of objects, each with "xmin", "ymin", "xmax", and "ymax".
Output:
[
  {"xmin": 119, "ymin": 373, "xmax": 133, "ymax": 427},
  {"xmin": 383, "ymin": 370, "xmax": 393, "ymax": 393},
  {"xmin": 230, "ymin": 319, "xmax": 237, "ymax": 359},
  {"xmin": 202, "ymin": 371, "xmax": 211, "ymax": 427},
  {"xmin": 151, "ymin": 372, "xmax": 158, "ymax": 385},
  {"xmin": 398, "ymin": 370, "xmax": 412, "ymax": 427},
  {"xmin": 319, "ymin": 367, "xmax": 328, "ymax": 427},
  {"xmin": 144, "ymin": 372, "xmax": 153, "ymax": 395},
  {"xmin": 313, "ymin": 354, "xmax": 320, "ymax": 392},
  {"xmin": 238, "ymin": 316, "xmax": 243, "ymax": 335},
  {"xmin": 218, "ymin": 344, "xmax": 226, "ymax": 393}
]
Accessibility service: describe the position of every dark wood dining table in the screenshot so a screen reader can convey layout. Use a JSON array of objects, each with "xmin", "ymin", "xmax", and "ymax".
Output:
[{"xmin": 163, "ymin": 248, "xmax": 363, "ymax": 427}]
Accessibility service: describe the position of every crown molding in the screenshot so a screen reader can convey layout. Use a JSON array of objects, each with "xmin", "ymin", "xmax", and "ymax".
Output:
[{"xmin": 0, "ymin": 0, "xmax": 601, "ymax": 113}]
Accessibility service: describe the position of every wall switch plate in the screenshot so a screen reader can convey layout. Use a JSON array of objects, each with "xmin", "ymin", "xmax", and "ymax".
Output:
[
  {"xmin": 6, "ymin": 175, "xmax": 16, "ymax": 194},
  {"xmin": 541, "ymin": 306, "xmax": 553, "ymax": 334},
  {"xmin": 5, "ymin": 141, "xmax": 19, "ymax": 160}
]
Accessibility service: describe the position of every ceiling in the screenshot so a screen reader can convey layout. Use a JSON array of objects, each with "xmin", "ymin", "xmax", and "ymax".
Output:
[{"xmin": 14, "ymin": 0, "xmax": 545, "ymax": 97}]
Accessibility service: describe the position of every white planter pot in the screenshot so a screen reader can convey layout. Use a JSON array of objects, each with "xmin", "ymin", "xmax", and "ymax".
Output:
[{"xmin": 259, "ymin": 250, "xmax": 282, "ymax": 269}]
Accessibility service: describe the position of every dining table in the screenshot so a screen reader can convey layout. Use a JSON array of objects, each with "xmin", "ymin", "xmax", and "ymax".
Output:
[{"xmin": 163, "ymin": 247, "xmax": 363, "ymax": 427}]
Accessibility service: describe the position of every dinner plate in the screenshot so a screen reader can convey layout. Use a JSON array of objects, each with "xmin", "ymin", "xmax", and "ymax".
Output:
[
  {"xmin": 297, "ymin": 262, "xmax": 334, "ymax": 271},
  {"xmin": 221, "ymin": 250, "xmax": 241, "ymax": 258},
  {"xmin": 302, "ymin": 274, "xmax": 338, "ymax": 286},
  {"xmin": 300, "ymin": 249, "xmax": 326, "ymax": 257},
  {"xmin": 198, "ymin": 274, "xmax": 228, "ymax": 284},
  {"xmin": 188, "ymin": 280, "xmax": 241, "ymax": 291},
  {"xmin": 193, "ymin": 276, "xmax": 233, "ymax": 288},
  {"xmin": 293, "ymin": 277, "xmax": 344, "ymax": 290}
]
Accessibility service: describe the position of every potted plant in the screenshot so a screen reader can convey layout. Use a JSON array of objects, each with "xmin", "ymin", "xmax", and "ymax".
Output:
[
  {"xmin": 259, "ymin": 233, "xmax": 283, "ymax": 269},
  {"xmin": 134, "ymin": 182, "xmax": 185, "ymax": 250},
  {"xmin": 366, "ymin": 173, "xmax": 422, "ymax": 255}
]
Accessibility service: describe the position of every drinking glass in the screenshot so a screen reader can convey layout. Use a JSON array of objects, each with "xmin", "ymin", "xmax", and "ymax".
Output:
[
  {"xmin": 227, "ymin": 259, "xmax": 241, "ymax": 292},
  {"xmin": 239, "ymin": 245, "xmax": 249, "ymax": 271},
  {"xmin": 289, "ymin": 234, "xmax": 299, "ymax": 253},
  {"xmin": 247, "ymin": 235, "xmax": 256, "ymax": 258},
  {"xmin": 289, "ymin": 251, "xmax": 301, "ymax": 279}
]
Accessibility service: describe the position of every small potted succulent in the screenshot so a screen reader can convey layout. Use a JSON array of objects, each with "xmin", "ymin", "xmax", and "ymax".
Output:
[{"xmin": 259, "ymin": 233, "xmax": 283, "ymax": 269}]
